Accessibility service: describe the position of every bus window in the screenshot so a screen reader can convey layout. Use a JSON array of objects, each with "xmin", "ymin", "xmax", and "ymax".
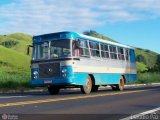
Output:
[
  {"xmin": 89, "ymin": 41, "xmax": 100, "ymax": 57},
  {"xmin": 125, "ymin": 49, "xmax": 129, "ymax": 61},
  {"xmin": 73, "ymin": 39, "xmax": 89, "ymax": 57},
  {"xmin": 50, "ymin": 40, "xmax": 71, "ymax": 58},
  {"xmin": 80, "ymin": 40, "xmax": 90, "ymax": 57},
  {"xmin": 110, "ymin": 45, "xmax": 117, "ymax": 59},
  {"xmin": 118, "ymin": 47, "xmax": 125, "ymax": 60},
  {"xmin": 32, "ymin": 42, "xmax": 49, "ymax": 60},
  {"xmin": 100, "ymin": 44, "xmax": 109, "ymax": 58}
]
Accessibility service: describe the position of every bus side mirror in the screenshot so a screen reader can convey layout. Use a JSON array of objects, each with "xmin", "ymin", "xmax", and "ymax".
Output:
[{"xmin": 27, "ymin": 45, "xmax": 33, "ymax": 55}]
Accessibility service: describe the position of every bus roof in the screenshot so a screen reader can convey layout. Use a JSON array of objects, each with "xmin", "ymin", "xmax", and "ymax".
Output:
[
  {"xmin": 77, "ymin": 33, "xmax": 134, "ymax": 49},
  {"xmin": 34, "ymin": 31, "xmax": 134, "ymax": 49}
]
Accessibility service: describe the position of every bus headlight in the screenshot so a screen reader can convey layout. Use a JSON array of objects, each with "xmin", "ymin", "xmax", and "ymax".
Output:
[
  {"xmin": 33, "ymin": 71, "xmax": 38, "ymax": 79},
  {"xmin": 62, "ymin": 68, "xmax": 67, "ymax": 78},
  {"xmin": 62, "ymin": 68, "xmax": 67, "ymax": 73}
]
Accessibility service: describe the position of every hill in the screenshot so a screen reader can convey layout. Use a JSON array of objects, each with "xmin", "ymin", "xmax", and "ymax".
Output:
[
  {"xmin": 0, "ymin": 33, "xmax": 32, "ymax": 54},
  {"xmin": 0, "ymin": 33, "xmax": 31, "ymax": 88},
  {"xmin": 83, "ymin": 30, "xmax": 117, "ymax": 43}
]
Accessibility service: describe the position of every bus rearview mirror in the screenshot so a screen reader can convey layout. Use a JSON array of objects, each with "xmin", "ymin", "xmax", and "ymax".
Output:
[{"xmin": 27, "ymin": 45, "xmax": 33, "ymax": 55}]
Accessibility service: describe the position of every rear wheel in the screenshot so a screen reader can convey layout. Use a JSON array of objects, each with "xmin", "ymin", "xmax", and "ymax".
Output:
[
  {"xmin": 81, "ymin": 76, "xmax": 92, "ymax": 94},
  {"xmin": 111, "ymin": 77, "xmax": 125, "ymax": 91},
  {"xmin": 117, "ymin": 77, "xmax": 125, "ymax": 91},
  {"xmin": 48, "ymin": 86, "xmax": 60, "ymax": 95}
]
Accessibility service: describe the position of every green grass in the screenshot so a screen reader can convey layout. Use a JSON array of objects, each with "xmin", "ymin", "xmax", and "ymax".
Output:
[
  {"xmin": 135, "ymin": 49, "xmax": 158, "ymax": 68},
  {"xmin": 0, "ymin": 45, "xmax": 31, "ymax": 89},
  {"xmin": 0, "ymin": 33, "xmax": 32, "ymax": 90},
  {"xmin": 0, "ymin": 33, "xmax": 32, "ymax": 54},
  {"xmin": 0, "ymin": 46, "xmax": 30, "ymax": 70},
  {"xmin": 136, "ymin": 62, "xmax": 148, "ymax": 72},
  {"xmin": 0, "ymin": 72, "xmax": 30, "ymax": 89},
  {"xmin": 136, "ymin": 72, "xmax": 160, "ymax": 84}
]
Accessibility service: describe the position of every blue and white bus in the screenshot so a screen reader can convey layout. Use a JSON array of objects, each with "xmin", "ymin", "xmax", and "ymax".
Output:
[{"xmin": 29, "ymin": 31, "xmax": 136, "ymax": 94}]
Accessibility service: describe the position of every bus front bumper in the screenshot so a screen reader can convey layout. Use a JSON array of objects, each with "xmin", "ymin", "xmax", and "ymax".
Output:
[{"xmin": 30, "ymin": 78, "xmax": 76, "ymax": 87}]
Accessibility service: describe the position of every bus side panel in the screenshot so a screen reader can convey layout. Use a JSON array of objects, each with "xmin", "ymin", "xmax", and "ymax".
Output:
[
  {"xmin": 124, "ymin": 74, "xmax": 137, "ymax": 84},
  {"xmin": 72, "ymin": 73, "xmax": 88, "ymax": 85},
  {"xmin": 71, "ymin": 72, "xmax": 123, "ymax": 86},
  {"xmin": 93, "ymin": 73, "xmax": 121, "ymax": 85}
]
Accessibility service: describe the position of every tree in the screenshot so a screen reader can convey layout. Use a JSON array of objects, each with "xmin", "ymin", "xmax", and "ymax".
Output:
[
  {"xmin": 156, "ymin": 54, "xmax": 160, "ymax": 65},
  {"xmin": 136, "ymin": 55, "xmax": 146, "ymax": 64}
]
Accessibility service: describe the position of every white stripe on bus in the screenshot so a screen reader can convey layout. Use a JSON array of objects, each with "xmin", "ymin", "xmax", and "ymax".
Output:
[{"xmin": 73, "ymin": 65, "xmax": 136, "ymax": 74}]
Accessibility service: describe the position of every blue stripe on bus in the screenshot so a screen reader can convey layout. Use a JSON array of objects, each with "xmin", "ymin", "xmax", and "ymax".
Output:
[{"xmin": 30, "ymin": 73, "xmax": 136, "ymax": 86}]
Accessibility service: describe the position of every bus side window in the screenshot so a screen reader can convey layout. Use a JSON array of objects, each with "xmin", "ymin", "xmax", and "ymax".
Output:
[
  {"xmin": 100, "ymin": 44, "xmax": 109, "ymax": 58},
  {"xmin": 118, "ymin": 47, "xmax": 125, "ymax": 60},
  {"xmin": 110, "ymin": 45, "xmax": 117, "ymax": 59},
  {"xmin": 89, "ymin": 41, "xmax": 100, "ymax": 57},
  {"xmin": 80, "ymin": 40, "xmax": 90, "ymax": 57},
  {"xmin": 125, "ymin": 49, "xmax": 129, "ymax": 61},
  {"xmin": 73, "ymin": 39, "xmax": 89, "ymax": 57},
  {"xmin": 72, "ymin": 40, "xmax": 80, "ymax": 56}
]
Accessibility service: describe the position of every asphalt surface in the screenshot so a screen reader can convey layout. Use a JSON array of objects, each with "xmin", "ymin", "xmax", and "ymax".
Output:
[{"xmin": 0, "ymin": 85, "xmax": 160, "ymax": 120}]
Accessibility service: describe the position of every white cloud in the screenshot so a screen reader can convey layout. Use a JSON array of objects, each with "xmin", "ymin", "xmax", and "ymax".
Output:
[{"xmin": 0, "ymin": 0, "xmax": 160, "ymax": 34}]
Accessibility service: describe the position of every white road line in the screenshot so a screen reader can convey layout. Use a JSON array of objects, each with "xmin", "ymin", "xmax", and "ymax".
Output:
[
  {"xmin": 0, "ymin": 96, "xmax": 29, "ymax": 99},
  {"xmin": 121, "ymin": 107, "xmax": 160, "ymax": 120}
]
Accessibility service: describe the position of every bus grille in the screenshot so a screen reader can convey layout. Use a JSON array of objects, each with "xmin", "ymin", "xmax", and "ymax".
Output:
[{"xmin": 39, "ymin": 63, "xmax": 60, "ymax": 78}]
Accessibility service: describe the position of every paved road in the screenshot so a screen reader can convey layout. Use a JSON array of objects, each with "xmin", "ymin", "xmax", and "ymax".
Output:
[{"xmin": 0, "ymin": 85, "xmax": 159, "ymax": 120}]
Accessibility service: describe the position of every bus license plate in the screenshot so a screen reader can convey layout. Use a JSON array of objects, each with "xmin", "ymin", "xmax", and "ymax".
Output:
[{"xmin": 44, "ymin": 80, "xmax": 52, "ymax": 84}]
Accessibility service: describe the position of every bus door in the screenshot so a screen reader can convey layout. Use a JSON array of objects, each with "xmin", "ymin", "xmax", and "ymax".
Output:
[{"xmin": 129, "ymin": 49, "xmax": 136, "ymax": 81}]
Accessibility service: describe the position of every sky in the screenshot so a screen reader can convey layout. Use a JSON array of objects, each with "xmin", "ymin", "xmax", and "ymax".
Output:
[{"xmin": 0, "ymin": 0, "xmax": 160, "ymax": 53}]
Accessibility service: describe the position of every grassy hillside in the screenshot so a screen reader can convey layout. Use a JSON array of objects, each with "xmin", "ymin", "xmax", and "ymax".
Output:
[
  {"xmin": 0, "ymin": 33, "xmax": 31, "ymax": 89},
  {"xmin": 0, "ymin": 33, "xmax": 32, "ymax": 54},
  {"xmin": 135, "ymin": 48, "xmax": 158, "ymax": 67},
  {"xmin": 83, "ymin": 30, "xmax": 117, "ymax": 43}
]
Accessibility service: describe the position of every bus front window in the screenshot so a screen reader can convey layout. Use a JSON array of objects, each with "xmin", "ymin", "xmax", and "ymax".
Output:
[
  {"xmin": 32, "ymin": 40, "xmax": 71, "ymax": 60},
  {"xmin": 50, "ymin": 40, "xmax": 71, "ymax": 58},
  {"xmin": 32, "ymin": 42, "xmax": 49, "ymax": 60}
]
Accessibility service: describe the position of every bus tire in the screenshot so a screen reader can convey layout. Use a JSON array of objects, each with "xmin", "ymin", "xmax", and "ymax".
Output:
[
  {"xmin": 91, "ymin": 85, "xmax": 99, "ymax": 92},
  {"xmin": 81, "ymin": 76, "xmax": 92, "ymax": 94},
  {"xmin": 116, "ymin": 77, "xmax": 125, "ymax": 91},
  {"xmin": 48, "ymin": 86, "xmax": 60, "ymax": 95}
]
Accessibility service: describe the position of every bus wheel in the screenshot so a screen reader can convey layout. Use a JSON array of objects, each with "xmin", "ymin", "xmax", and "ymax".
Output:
[
  {"xmin": 117, "ymin": 77, "xmax": 125, "ymax": 91},
  {"xmin": 48, "ymin": 86, "xmax": 60, "ymax": 95},
  {"xmin": 81, "ymin": 76, "xmax": 92, "ymax": 94},
  {"xmin": 91, "ymin": 85, "xmax": 99, "ymax": 92}
]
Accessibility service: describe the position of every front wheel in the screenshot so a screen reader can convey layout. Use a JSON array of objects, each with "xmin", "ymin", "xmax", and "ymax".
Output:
[
  {"xmin": 81, "ymin": 76, "xmax": 92, "ymax": 94},
  {"xmin": 48, "ymin": 86, "xmax": 60, "ymax": 95}
]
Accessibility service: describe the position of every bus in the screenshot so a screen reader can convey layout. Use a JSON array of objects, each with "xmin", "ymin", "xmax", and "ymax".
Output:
[{"xmin": 28, "ymin": 31, "xmax": 137, "ymax": 94}]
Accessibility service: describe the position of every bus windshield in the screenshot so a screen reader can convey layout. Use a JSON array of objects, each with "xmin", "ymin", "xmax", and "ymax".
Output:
[{"xmin": 32, "ymin": 39, "xmax": 71, "ymax": 60}]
